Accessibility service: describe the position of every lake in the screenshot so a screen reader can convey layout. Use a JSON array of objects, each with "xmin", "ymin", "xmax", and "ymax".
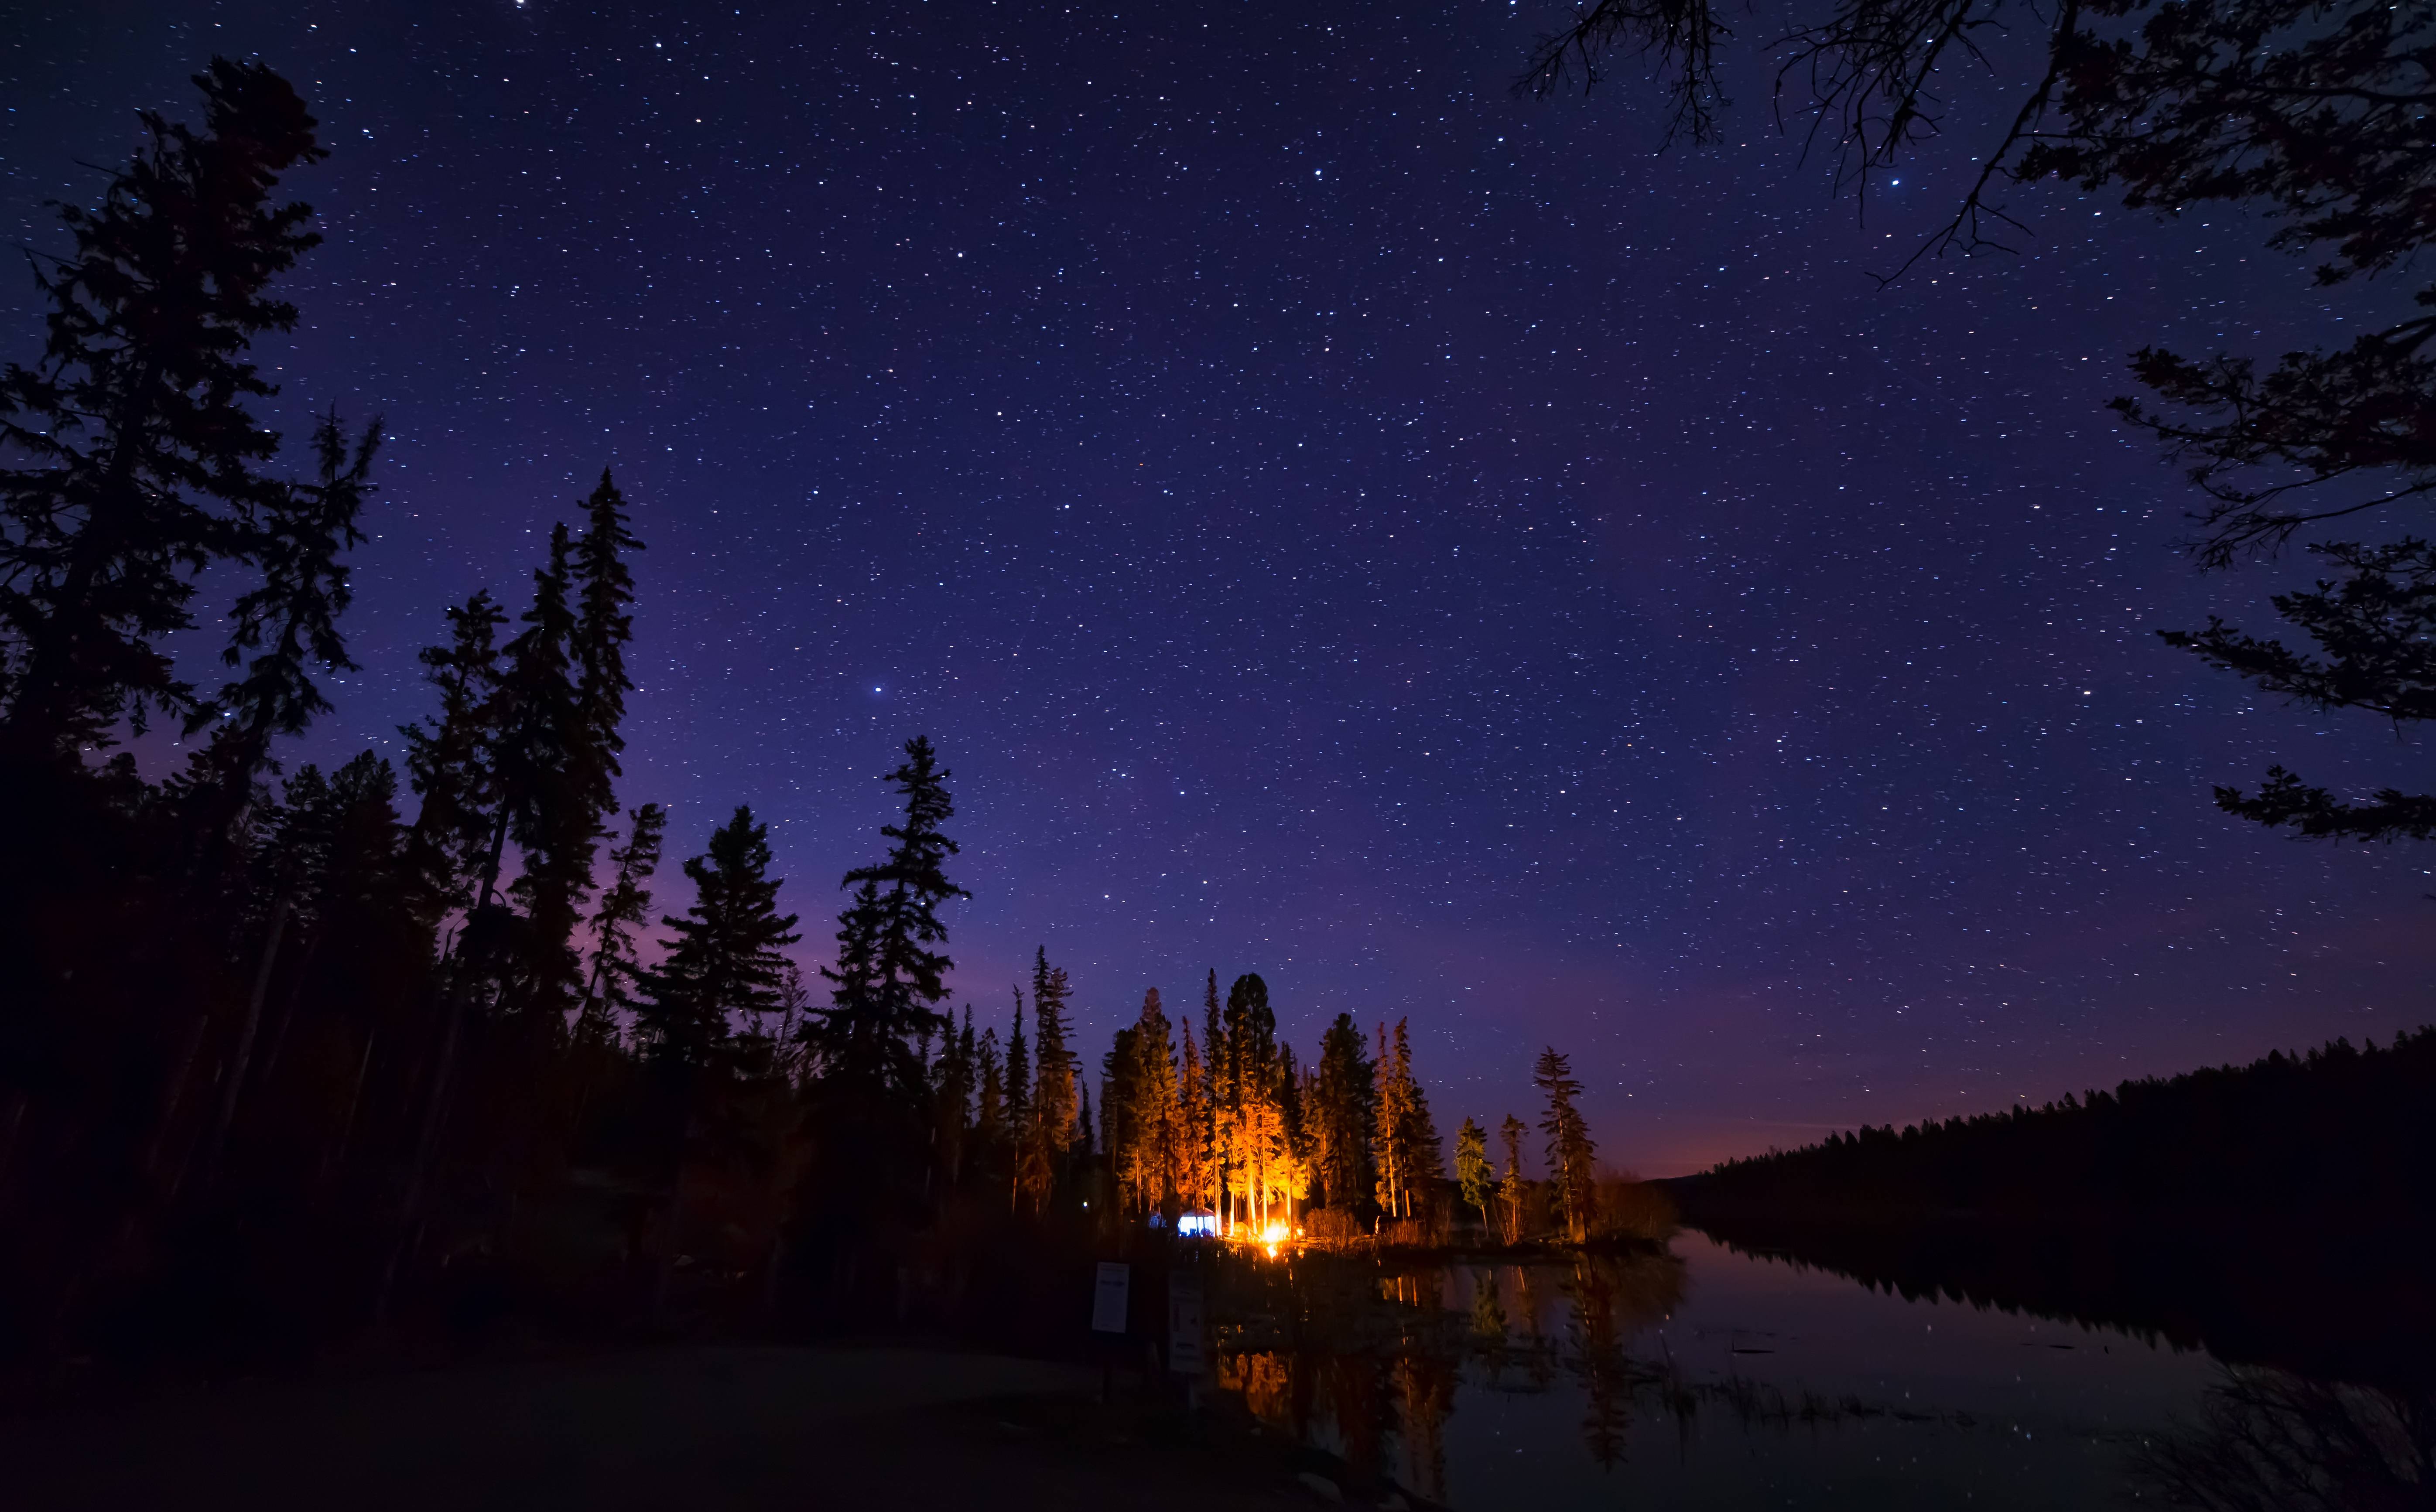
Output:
[{"xmin": 1207, "ymin": 1228, "xmax": 2430, "ymax": 1508}]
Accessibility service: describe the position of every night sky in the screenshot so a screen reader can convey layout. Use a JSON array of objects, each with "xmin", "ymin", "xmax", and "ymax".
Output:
[{"xmin": 7, "ymin": 0, "xmax": 2429, "ymax": 1173}]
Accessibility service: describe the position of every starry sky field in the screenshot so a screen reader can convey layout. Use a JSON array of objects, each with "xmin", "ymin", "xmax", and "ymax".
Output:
[{"xmin": 6, "ymin": 0, "xmax": 2428, "ymax": 1172}]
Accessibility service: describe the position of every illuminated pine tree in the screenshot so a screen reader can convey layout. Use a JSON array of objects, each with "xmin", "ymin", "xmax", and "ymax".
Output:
[
  {"xmin": 1221, "ymin": 973, "xmax": 1276, "ymax": 1232},
  {"xmin": 1534, "ymin": 1048, "xmax": 1597, "ymax": 1242},
  {"xmin": 1456, "ymin": 1117, "xmax": 1493, "ymax": 1229},
  {"xmin": 1139, "ymin": 992, "xmax": 1184, "ymax": 1220},
  {"xmin": 1176, "ymin": 1017, "xmax": 1212, "ymax": 1217},
  {"xmin": 1397, "ymin": 1021, "xmax": 1445, "ymax": 1195},
  {"xmin": 1202, "ymin": 970, "xmax": 1227, "ymax": 1224},
  {"xmin": 1499, "ymin": 1114, "xmax": 1530, "ymax": 1244},
  {"xmin": 1375, "ymin": 1022, "xmax": 1413, "ymax": 1218}
]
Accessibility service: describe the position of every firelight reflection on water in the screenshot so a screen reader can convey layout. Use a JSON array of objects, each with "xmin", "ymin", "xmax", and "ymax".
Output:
[{"xmin": 1207, "ymin": 1230, "xmax": 2412, "ymax": 1509}]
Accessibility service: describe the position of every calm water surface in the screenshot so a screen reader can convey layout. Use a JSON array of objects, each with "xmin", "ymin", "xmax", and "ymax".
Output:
[{"xmin": 1208, "ymin": 1229, "xmax": 2370, "ymax": 1509}]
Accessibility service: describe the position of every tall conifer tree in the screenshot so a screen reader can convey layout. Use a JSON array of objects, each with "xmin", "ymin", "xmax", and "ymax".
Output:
[
  {"xmin": 570, "ymin": 470, "xmax": 639, "ymax": 817},
  {"xmin": 578, "ymin": 802, "xmax": 665, "ymax": 1039},
  {"xmin": 1177, "ymin": 1017, "xmax": 1211, "ymax": 1216},
  {"xmin": 1313, "ymin": 1012, "xmax": 1377, "ymax": 1215},
  {"xmin": 813, "ymin": 737, "xmax": 968, "ymax": 1096},
  {"xmin": 637, "ymin": 806, "xmax": 801, "ymax": 1067},
  {"xmin": 1374, "ymin": 1020, "xmax": 1441, "ymax": 1220},
  {"xmin": 1005, "ymin": 987, "xmax": 1030, "ymax": 1138},
  {"xmin": 178, "ymin": 411, "xmax": 380, "ymax": 863},
  {"xmin": 1020, "ymin": 947, "xmax": 1078, "ymax": 1209},
  {"xmin": 1456, "ymin": 1117, "xmax": 1492, "ymax": 1229},
  {"xmin": 0, "ymin": 60, "xmax": 328, "ymax": 762},
  {"xmin": 400, "ymin": 591, "xmax": 506, "ymax": 921},
  {"xmin": 1534, "ymin": 1049, "xmax": 1596, "ymax": 1242},
  {"xmin": 497, "ymin": 524, "xmax": 588, "ymax": 1010},
  {"xmin": 1498, "ymin": 1113, "xmax": 1529, "ymax": 1244}
]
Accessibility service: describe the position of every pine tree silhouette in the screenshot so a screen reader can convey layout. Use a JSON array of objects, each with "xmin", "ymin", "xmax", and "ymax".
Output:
[
  {"xmin": 177, "ymin": 411, "xmax": 381, "ymax": 871},
  {"xmin": 1314, "ymin": 1011, "xmax": 1378, "ymax": 1216},
  {"xmin": 0, "ymin": 60, "xmax": 330, "ymax": 761},
  {"xmin": 814, "ymin": 736, "xmax": 969, "ymax": 1095},
  {"xmin": 639, "ymin": 805, "xmax": 801, "ymax": 1067},
  {"xmin": 400, "ymin": 591, "xmax": 507, "ymax": 919},
  {"xmin": 579, "ymin": 801, "xmax": 666, "ymax": 1040},
  {"xmin": 496, "ymin": 523, "xmax": 588, "ymax": 1011},
  {"xmin": 570, "ymin": 470, "xmax": 640, "ymax": 819}
]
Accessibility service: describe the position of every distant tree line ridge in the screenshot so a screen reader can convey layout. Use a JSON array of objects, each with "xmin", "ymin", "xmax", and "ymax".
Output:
[
  {"xmin": 0, "ymin": 61, "xmax": 1644, "ymax": 1368},
  {"xmin": 1677, "ymin": 1027, "xmax": 2436, "ymax": 1224}
]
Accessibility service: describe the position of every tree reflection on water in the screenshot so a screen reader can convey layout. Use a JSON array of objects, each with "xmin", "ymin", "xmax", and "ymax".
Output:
[{"xmin": 1209, "ymin": 1249, "xmax": 1686, "ymax": 1499}]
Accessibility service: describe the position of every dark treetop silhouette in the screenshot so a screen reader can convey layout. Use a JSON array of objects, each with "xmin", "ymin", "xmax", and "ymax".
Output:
[{"xmin": 1535, "ymin": 0, "xmax": 2436, "ymax": 843}]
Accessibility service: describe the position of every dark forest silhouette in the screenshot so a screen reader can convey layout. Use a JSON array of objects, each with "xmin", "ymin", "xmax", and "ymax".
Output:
[
  {"xmin": 1683, "ymin": 1028, "xmax": 2436, "ymax": 1226},
  {"xmin": 1673, "ymin": 1028, "xmax": 2436, "ymax": 1388},
  {"xmin": 0, "ymin": 61, "xmax": 1640, "ymax": 1375}
]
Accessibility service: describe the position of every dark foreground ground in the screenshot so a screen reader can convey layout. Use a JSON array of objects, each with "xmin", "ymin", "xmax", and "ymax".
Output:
[{"xmin": 1, "ymin": 1345, "xmax": 1365, "ymax": 1512}]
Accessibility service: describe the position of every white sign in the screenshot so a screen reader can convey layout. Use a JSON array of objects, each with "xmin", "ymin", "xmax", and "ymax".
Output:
[
  {"xmin": 1167, "ymin": 1270, "xmax": 1205, "ymax": 1374},
  {"xmin": 1091, "ymin": 1262, "xmax": 1131, "ymax": 1334}
]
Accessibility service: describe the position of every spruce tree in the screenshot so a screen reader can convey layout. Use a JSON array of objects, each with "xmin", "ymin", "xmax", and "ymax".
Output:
[
  {"xmin": 1499, "ymin": 1113, "xmax": 1529, "ymax": 1243},
  {"xmin": 1534, "ymin": 1048, "xmax": 1596, "ymax": 1242},
  {"xmin": 1020, "ymin": 947, "xmax": 1078, "ymax": 1208},
  {"xmin": 814, "ymin": 737, "xmax": 968, "ymax": 1094},
  {"xmin": 0, "ymin": 60, "xmax": 328, "ymax": 762},
  {"xmin": 1456, "ymin": 1117, "xmax": 1493, "ymax": 1229},
  {"xmin": 497, "ymin": 523, "xmax": 588, "ymax": 1010},
  {"xmin": 1104, "ymin": 1023, "xmax": 1142, "ymax": 1207},
  {"xmin": 1313, "ymin": 1011, "xmax": 1378, "ymax": 1214},
  {"xmin": 1375, "ymin": 1022, "xmax": 1414, "ymax": 1219},
  {"xmin": 1005, "ymin": 987, "xmax": 1030, "ymax": 1145},
  {"xmin": 180, "ymin": 410, "xmax": 380, "ymax": 863},
  {"xmin": 1491, "ymin": 1110, "xmax": 1529, "ymax": 1237},
  {"xmin": 1177, "ymin": 1017, "xmax": 1211, "ymax": 1216},
  {"xmin": 1125, "ymin": 988, "xmax": 1181, "ymax": 1218},
  {"xmin": 637, "ymin": 806, "xmax": 801, "ymax": 1067},
  {"xmin": 570, "ymin": 470, "xmax": 640, "ymax": 819},
  {"xmin": 400, "ymin": 590, "xmax": 506, "ymax": 919},
  {"xmin": 1221, "ymin": 973, "xmax": 1276, "ymax": 1230},
  {"xmin": 578, "ymin": 801, "xmax": 665, "ymax": 1038}
]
